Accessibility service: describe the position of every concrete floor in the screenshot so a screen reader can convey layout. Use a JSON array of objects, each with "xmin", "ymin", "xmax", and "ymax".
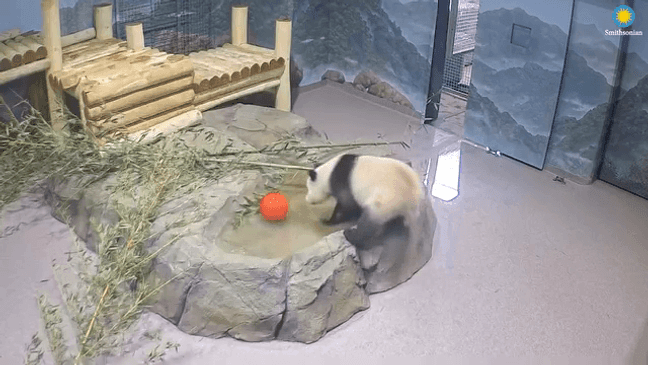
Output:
[{"xmin": 2, "ymin": 81, "xmax": 648, "ymax": 364}]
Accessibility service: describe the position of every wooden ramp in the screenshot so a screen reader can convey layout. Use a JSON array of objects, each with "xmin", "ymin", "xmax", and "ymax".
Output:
[{"xmin": 190, "ymin": 43, "xmax": 286, "ymax": 112}]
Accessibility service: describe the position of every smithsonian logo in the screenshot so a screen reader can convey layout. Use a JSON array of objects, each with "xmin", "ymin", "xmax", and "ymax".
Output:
[{"xmin": 605, "ymin": 5, "xmax": 643, "ymax": 36}]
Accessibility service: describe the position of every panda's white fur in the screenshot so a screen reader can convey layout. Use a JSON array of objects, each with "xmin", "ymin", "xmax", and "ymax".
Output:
[{"xmin": 305, "ymin": 153, "xmax": 424, "ymax": 237}]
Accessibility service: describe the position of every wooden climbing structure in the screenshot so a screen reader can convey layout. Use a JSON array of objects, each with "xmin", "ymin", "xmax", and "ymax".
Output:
[{"xmin": 0, "ymin": 1, "xmax": 292, "ymax": 144}]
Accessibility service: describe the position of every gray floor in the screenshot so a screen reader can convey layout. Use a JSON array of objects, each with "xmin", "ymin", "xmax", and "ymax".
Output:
[{"xmin": 2, "ymin": 81, "xmax": 648, "ymax": 364}]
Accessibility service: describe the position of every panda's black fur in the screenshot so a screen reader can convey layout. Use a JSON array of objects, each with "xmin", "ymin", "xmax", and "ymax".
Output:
[
  {"xmin": 306, "ymin": 153, "xmax": 423, "ymax": 245},
  {"xmin": 310, "ymin": 154, "xmax": 364, "ymax": 226}
]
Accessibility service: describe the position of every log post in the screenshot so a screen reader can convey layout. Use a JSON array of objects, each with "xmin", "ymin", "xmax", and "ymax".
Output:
[
  {"xmin": 126, "ymin": 22, "xmax": 144, "ymax": 51},
  {"xmin": 274, "ymin": 17, "xmax": 292, "ymax": 112},
  {"xmin": 231, "ymin": 5, "xmax": 248, "ymax": 46},
  {"xmin": 61, "ymin": 28, "xmax": 97, "ymax": 47},
  {"xmin": 41, "ymin": 0, "xmax": 65, "ymax": 130},
  {"xmin": 94, "ymin": 3, "xmax": 113, "ymax": 40}
]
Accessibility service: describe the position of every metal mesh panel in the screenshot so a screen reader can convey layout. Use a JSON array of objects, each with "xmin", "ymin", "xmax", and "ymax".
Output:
[
  {"xmin": 442, "ymin": 0, "xmax": 479, "ymax": 95},
  {"xmin": 113, "ymin": 0, "xmax": 214, "ymax": 55}
]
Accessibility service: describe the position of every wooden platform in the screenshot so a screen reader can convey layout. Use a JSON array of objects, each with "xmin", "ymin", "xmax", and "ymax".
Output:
[
  {"xmin": 1, "ymin": 3, "xmax": 291, "ymax": 144},
  {"xmin": 46, "ymin": 37, "xmax": 286, "ymax": 142},
  {"xmin": 190, "ymin": 43, "xmax": 286, "ymax": 112},
  {"xmin": 48, "ymin": 38, "xmax": 195, "ymax": 140}
]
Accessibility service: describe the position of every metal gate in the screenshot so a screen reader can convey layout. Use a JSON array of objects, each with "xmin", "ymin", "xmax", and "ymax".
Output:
[
  {"xmin": 112, "ymin": 0, "xmax": 214, "ymax": 54},
  {"xmin": 442, "ymin": 0, "xmax": 479, "ymax": 96}
]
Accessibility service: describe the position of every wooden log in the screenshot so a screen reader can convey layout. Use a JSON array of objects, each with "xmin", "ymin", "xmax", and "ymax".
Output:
[
  {"xmin": 240, "ymin": 66, "xmax": 250, "ymax": 79},
  {"xmin": 0, "ymin": 28, "xmax": 20, "ymax": 42},
  {"xmin": 76, "ymin": 76, "xmax": 89, "ymax": 127},
  {"xmin": 194, "ymin": 66, "xmax": 283, "ymax": 104},
  {"xmin": 231, "ymin": 5, "xmax": 248, "ymax": 46},
  {"xmin": 62, "ymin": 39, "xmax": 125, "ymax": 67},
  {"xmin": 189, "ymin": 56, "xmax": 234, "ymax": 89},
  {"xmin": 0, "ymin": 59, "xmax": 50, "ymax": 86},
  {"xmin": 5, "ymin": 39, "xmax": 35, "ymax": 63},
  {"xmin": 0, "ymin": 42, "xmax": 22, "ymax": 67},
  {"xmin": 207, "ymin": 73, "xmax": 229, "ymax": 89},
  {"xmin": 61, "ymin": 28, "xmax": 96, "ymax": 47},
  {"xmin": 0, "ymin": 51, "xmax": 11, "ymax": 71},
  {"xmin": 210, "ymin": 47, "xmax": 251, "ymax": 64},
  {"xmin": 122, "ymin": 108, "xmax": 202, "ymax": 142},
  {"xmin": 91, "ymin": 88, "xmax": 195, "ymax": 131},
  {"xmin": 58, "ymin": 49, "xmax": 165, "ymax": 89},
  {"xmin": 269, "ymin": 58, "xmax": 285, "ymax": 70},
  {"xmin": 82, "ymin": 54, "xmax": 193, "ymax": 107},
  {"xmin": 221, "ymin": 43, "xmax": 274, "ymax": 64},
  {"xmin": 238, "ymin": 43, "xmax": 276, "ymax": 56},
  {"xmin": 204, "ymin": 48, "xmax": 270, "ymax": 78},
  {"xmin": 42, "ymin": 0, "xmax": 65, "ymax": 130},
  {"xmin": 98, "ymin": 105, "xmax": 195, "ymax": 141},
  {"xmin": 190, "ymin": 53, "xmax": 232, "ymax": 74},
  {"xmin": 94, "ymin": 3, "xmax": 113, "ymax": 40},
  {"xmin": 15, "ymin": 35, "xmax": 48, "ymax": 61},
  {"xmin": 61, "ymin": 32, "xmax": 111, "ymax": 54},
  {"xmin": 195, "ymin": 79, "xmax": 281, "ymax": 112},
  {"xmin": 126, "ymin": 22, "xmax": 144, "ymax": 51},
  {"xmin": 192, "ymin": 66, "xmax": 214, "ymax": 92},
  {"xmin": 220, "ymin": 46, "xmax": 275, "ymax": 74},
  {"xmin": 84, "ymin": 75, "xmax": 193, "ymax": 120},
  {"xmin": 57, "ymin": 48, "xmax": 159, "ymax": 90},
  {"xmin": 191, "ymin": 51, "xmax": 239, "ymax": 75},
  {"xmin": 274, "ymin": 18, "xmax": 292, "ymax": 112}
]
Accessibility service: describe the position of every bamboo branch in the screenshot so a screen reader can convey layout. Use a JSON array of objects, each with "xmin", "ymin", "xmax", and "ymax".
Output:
[
  {"xmin": 204, "ymin": 140, "xmax": 410, "ymax": 157},
  {"xmin": 76, "ymin": 283, "xmax": 110, "ymax": 362},
  {"xmin": 205, "ymin": 158, "xmax": 311, "ymax": 171}
]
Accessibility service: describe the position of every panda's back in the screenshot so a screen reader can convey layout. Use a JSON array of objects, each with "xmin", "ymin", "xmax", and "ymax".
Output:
[{"xmin": 351, "ymin": 155, "xmax": 423, "ymax": 214}]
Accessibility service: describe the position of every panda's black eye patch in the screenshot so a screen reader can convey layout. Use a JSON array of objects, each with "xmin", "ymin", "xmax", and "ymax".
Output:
[{"xmin": 308, "ymin": 170, "xmax": 317, "ymax": 181}]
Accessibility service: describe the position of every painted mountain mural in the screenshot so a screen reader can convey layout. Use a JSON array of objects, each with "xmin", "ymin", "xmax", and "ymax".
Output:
[
  {"xmin": 599, "ymin": 73, "xmax": 648, "ymax": 199},
  {"xmin": 465, "ymin": 85, "xmax": 547, "ymax": 164},
  {"xmin": 545, "ymin": 3, "xmax": 648, "ymax": 182},
  {"xmin": 464, "ymin": 6, "xmax": 571, "ymax": 168},
  {"xmin": 473, "ymin": 8, "xmax": 568, "ymax": 72},
  {"xmin": 381, "ymin": 0, "xmax": 437, "ymax": 57},
  {"xmin": 292, "ymin": 0, "xmax": 434, "ymax": 112},
  {"xmin": 544, "ymin": 19, "xmax": 619, "ymax": 180}
]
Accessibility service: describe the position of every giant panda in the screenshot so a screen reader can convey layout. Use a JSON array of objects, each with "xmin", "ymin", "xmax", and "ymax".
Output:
[{"xmin": 305, "ymin": 153, "xmax": 424, "ymax": 246}]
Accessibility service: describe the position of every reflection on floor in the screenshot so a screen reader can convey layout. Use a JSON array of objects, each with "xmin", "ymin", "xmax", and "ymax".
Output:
[{"xmin": 434, "ymin": 89, "xmax": 468, "ymax": 137}]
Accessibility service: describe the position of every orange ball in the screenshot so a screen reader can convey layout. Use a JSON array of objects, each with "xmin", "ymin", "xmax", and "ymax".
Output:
[{"xmin": 259, "ymin": 192, "xmax": 289, "ymax": 221}]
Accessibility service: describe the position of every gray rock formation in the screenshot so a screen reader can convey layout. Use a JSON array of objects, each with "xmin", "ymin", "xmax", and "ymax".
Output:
[
  {"xmin": 42, "ymin": 104, "xmax": 435, "ymax": 344},
  {"xmin": 291, "ymin": 58, "xmax": 303, "ymax": 87},
  {"xmin": 353, "ymin": 70, "xmax": 382, "ymax": 91},
  {"xmin": 277, "ymin": 231, "xmax": 370, "ymax": 342},
  {"xmin": 321, "ymin": 69, "xmax": 346, "ymax": 83},
  {"xmin": 368, "ymin": 81, "xmax": 414, "ymax": 110},
  {"xmin": 352, "ymin": 70, "xmax": 415, "ymax": 110}
]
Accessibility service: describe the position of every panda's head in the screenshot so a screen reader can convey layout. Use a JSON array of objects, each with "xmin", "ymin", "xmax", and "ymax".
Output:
[{"xmin": 305, "ymin": 167, "xmax": 328, "ymax": 204}]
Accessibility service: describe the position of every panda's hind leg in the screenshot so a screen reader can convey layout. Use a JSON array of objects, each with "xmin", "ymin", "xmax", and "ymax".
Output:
[
  {"xmin": 322, "ymin": 201, "xmax": 361, "ymax": 226},
  {"xmin": 344, "ymin": 212, "xmax": 384, "ymax": 247}
]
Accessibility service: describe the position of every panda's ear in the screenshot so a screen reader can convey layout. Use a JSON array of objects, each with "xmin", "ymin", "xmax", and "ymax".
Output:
[{"xmin": 308, "ymin": 170, "xmax": 317, "ymax": 181}]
